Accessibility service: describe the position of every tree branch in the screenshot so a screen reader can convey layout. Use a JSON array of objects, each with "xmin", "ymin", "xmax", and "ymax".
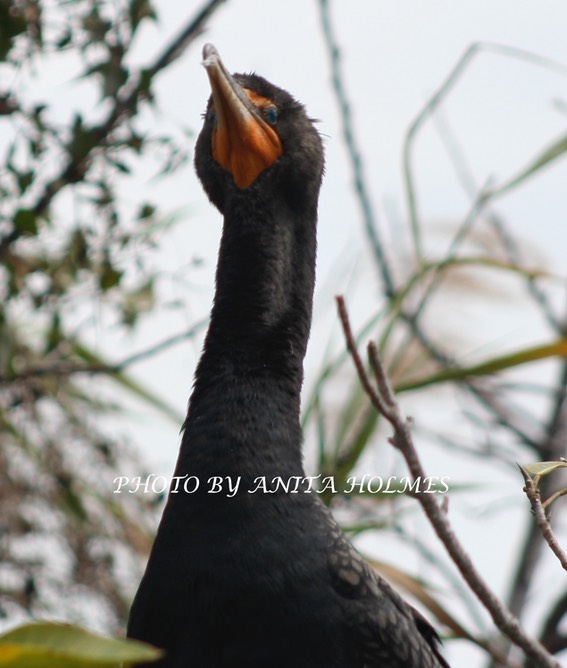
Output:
[
  {"xmin": 318, "ymin": 0, "xmax": 394, "ymax": 297},
  {"xmin": 519, "ymin": 467, "xmax": 567, "ymax": 572},
  {"xmin": 0, "ymin": 0, "xmax": 226, "ymax": 256},
  {"xmin": 336, "ymin": 295, "xmax": 561, "ymax": 668},
  {"xmin": 504, "ymin": 360, "xmax": 567, "ymax": 650}
]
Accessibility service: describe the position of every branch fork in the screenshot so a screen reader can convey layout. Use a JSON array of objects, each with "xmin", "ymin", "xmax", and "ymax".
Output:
[{"xmin": 337, "ymin": 295, "xmax": 560, "ymax": 668}]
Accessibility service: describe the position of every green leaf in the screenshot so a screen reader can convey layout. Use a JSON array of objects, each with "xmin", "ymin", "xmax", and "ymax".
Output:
[
  {"xmin": 523, "ymin": 461, "xmax": 567, "ymax": 477},
  {"xmin": 108, "ymin": 157, "xmax": 131, "ymax": 174},
  {"xmin": 490, "ymin": 132, "xmax": 567, "ymax": 199},
  {"xmin": 0, "ymin": 622, "xmax": 162, "ymax": 667},
  {"xmin": 99, "ymin": 261, "xmax": 123, "ymax": 291},
  {"xmin": 68, "ymin": 115, "xmax": 99, "ymax": 163},
  {"xmin": 13, "ymin": 209, "xmax": 38, "ymax": 236},
  {"xmin": 16, "ymin": 170, "xmax": 34, "ymax": 195},
  {"xmin": 137, "ymin": 203, "xmax": 156, "ymax": 220},
  {"xmin": 45, "ymin": 311, "xmax": 63, "ymax": 353},
  {"xmin": 67, "ymin": 229, "xmax": 89, "ymax": 268},
  {"xmin": 0, "ymin": 3, "xmax": 28, "ymax": 60},
  {"xmin": 120, "ymin": 279, "xmax": 155, "ymax": 327},
  {"xmin": 334, "ymin": 401, "xmax": 380, "ymax": 486},
  {"xmin": 129, "ymin": 0, "xmax": 157, "ymax": 34},
  {"xmin": 57, "ymin": 475, "xmax": 88, "ymax": 522},
  {"xmin": 397, "ymin": 338, "xmax": 567, "ymax": 392},
  {"xmin": 55, "ymin": 28, "xmax": 72, "ymax": 49}
]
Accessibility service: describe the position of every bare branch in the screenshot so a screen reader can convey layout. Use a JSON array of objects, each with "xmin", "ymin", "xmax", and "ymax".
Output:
[
  {"xmin": 318, "ymin": 0, "xmax": 394, "ymax": 297},
  {"xmin": 519, "ymin": 466, "xmax": 567, "ymax": 572},
  {"xmin": 336, "ymin": 295, "xmax": 561, "ymax": 668},
  {"xmin": 336, "ymin": 297, "xmax": 392, "ymax": 419},
  {"xmin": 504, "ymin": 361, "xmax": 567, "ymax": 655}
]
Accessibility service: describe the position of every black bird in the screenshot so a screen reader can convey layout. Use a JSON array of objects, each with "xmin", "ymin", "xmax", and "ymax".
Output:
[{"xmin": 127, "ymin": 44, "xmax": 450, "ymax": 668}]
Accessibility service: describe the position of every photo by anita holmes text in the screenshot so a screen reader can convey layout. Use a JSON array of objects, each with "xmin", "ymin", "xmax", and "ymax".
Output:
[{"xmin": 113, "ymin": 474, "xmax": 451, "ymax": 497}]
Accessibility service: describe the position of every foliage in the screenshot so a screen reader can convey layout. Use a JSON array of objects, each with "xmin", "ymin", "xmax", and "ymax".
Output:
[
  {"xmin": 0, "ymin": 622, "xmax": 161, "ymax": 667},
  {"xmin": 0, "ymin": 0, "xmax": 221, "ymax": 632}
]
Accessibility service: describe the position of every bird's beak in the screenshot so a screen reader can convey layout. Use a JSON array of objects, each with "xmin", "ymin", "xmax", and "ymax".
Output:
[{"xmin": 201, "ymin": 44, "xmax": 283, "ymax": 189}]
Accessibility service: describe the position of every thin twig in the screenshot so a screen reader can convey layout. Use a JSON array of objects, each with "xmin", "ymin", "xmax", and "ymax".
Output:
[
  {"xmin": 318, "ymin": 0, "xmax": 394, "ymax": 297},
  {"xmin": 519, "ymin": 466, "xmax": 567, "ymax": 572},
  {"xmin": 336, "ymin": 295, "xmax": 561, "ymax": 668},
  {"xmin": 543, "ymin": 488, "xmax": 567, "ymax": 509},
  {"xmin": 335, "ymin": 298, "xmax": 391, "ymax": 418},
  {"xmin": 504, "ymin": 358, "xmax": 567, "ymax": 654}
]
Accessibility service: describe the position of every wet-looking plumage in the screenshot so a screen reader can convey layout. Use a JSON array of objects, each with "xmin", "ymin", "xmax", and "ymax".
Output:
[{"xmin": 127, "ymin": 44, "xmax": 450, "ymax": 668}]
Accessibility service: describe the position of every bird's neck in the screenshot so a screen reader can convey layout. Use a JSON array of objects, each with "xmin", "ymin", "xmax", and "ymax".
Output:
[
  {"xmin": 209, "ymin": 192, "xmax": 316, "ymax": 366},
  {"xmin": 179, "ymin": 189, "xmax": 317, "ymax": 475}
]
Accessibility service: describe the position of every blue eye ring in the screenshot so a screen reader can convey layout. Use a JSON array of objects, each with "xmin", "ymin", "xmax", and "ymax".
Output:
[{"xmin": 265, "ymin": 105, "xmax": 278, "ymax": 124}]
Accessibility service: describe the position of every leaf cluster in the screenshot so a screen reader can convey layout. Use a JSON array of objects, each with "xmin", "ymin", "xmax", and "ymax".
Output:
[{"xmin": 0, "ymin": 0, "xmax": 213, "ymax": 631}]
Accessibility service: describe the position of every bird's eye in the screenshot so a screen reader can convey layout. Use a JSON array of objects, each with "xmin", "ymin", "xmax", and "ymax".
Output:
[{"xmin": 265, "ymin": 105, "xmax": 278, "ymax": 124}]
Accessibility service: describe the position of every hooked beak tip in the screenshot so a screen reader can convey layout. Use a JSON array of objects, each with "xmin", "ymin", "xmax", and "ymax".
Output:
[{"xmin": 202, "ymin": 43, "xmax": 220, "ymax": 69}]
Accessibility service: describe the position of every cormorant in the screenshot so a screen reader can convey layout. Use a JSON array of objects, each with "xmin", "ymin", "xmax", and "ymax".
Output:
[{"xmin": 127, "ymin": 43, "xmax": 450, "ymax": 668}]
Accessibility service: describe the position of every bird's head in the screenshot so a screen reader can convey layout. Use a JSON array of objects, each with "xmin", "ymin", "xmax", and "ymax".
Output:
[{"xmin": 195, "ymin": 44, "xmax": 324, "ymax": 213}]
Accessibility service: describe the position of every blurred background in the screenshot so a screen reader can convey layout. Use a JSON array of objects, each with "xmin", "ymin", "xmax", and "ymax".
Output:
[{"xmin": 1, "ymin": 1, "xmax": 567, "ymax": 665}]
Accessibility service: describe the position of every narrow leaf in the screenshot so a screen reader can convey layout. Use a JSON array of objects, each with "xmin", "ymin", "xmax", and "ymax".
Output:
[
  {"xmin": 0, "ymin": 622, "xmax": 162, "ymax": 667},
  {"xmin": 397, "ymin": 338, "xmax": 567, "ymax": 392},
  {"xmin": 523, "ymin": 461, "xmax": 567, "ymax": 477},
  {"xmin": 490, "ymin": 133, "xmax": 567, "ymax": 199}
]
